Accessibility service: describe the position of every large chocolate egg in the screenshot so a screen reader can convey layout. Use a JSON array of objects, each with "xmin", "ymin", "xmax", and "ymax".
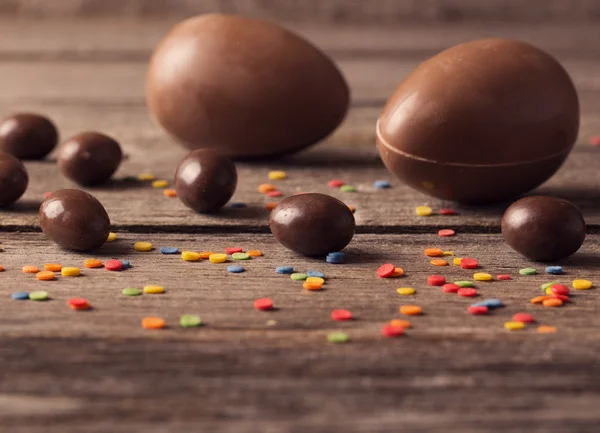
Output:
[
  {"xmin": 146, "ymin": 14, "xmax": 349, "ymax": 159},
  {"xmin": 376, "ymin": 39, "xmax": 579, "ymax": 203}
]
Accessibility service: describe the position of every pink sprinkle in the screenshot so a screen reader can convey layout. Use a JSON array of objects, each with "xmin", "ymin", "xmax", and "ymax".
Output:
[
  {"xmin": 438, "ymin": 229, "xmax": 455, "ymax": 237},
  {"xmin": 328, "ymin": 179, "xmax": 345, "ymax": 188},
  {"xmin": 589, "ymin": 136, "xmax": 600, "ymax": 146},
  {"xmin": 497, "ymin": 274, "xmax": 511, "ymax": 280}
]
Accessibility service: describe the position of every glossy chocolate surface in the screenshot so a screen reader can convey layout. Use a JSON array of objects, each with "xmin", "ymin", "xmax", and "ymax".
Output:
[
  {"xmin": 0, "ymin": 113, "xmax": 58, "ymax": 160},
  {"xmin": 58, "ymin": 132, "xmax": 122, "ymax": 186},
  {"xmin": 270, "ymin": 193, "xmax": 355, "ymax": 256},
  {"xmin": 501, "ymin": 196, "xmax": 585, "ymax": 261},
  {"xmin": 39, "ymin": 189, "xmax": 110, "ymax": 251},
  {"xmin": 0, "ymin": 152, "xmax": 28, "ymax": 206},
  {"xmin": 146, "ymin": 14, "xmax": 349, "ymax": 159},
  {"xmin": 377, "ymin": 38, "xmax": 579, "ymax": 203},
  {"xmin": 174, "ymin": 149, "xmax": 237, "ymax": 213}
]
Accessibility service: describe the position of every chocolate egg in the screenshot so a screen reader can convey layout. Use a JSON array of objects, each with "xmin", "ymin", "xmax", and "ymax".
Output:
[
  {"xmin": 377, "ymin": 39, "xmax": 579, "ymax": 203},
  {"xmin": 0, "ymin": 152, "xmax": 28, "ymax": 206},
  {"xmin": 0, "ymin": 113, "xmax": 58, "ymax": 160},
  {"xmin": 146, "ymin": 14, "xmax": 349, "ymax": 159}
]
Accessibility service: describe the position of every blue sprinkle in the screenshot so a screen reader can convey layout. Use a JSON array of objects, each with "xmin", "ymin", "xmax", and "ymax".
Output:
[
  {"xmin": 229, "ymin": 202, "xmax": 247, "ymax": 208},
  {"xmin": 374, "ymin": 180, "xmax": 391, "ymax": 189},
  {"xmin": 276, "ymin": 266, "xmax": 294, "ymax": 274},
  {"xmin": 326, "ymin": 252, "xmax": 345, "ymax": 264},
  {"xmin": 160, "ymin": 246, "xmax": 179, "ymax": 254},
  {"xmin": 227, "ymin": 265, "xmax": 245, "ymax": 273},
  {"xmin": 307, "ymin": 270, "xmax": 325, "ymax": 278},
  {"xmin": 472, "ymin": 299, "xmax": 504, "ymax": 309},
  {"xmin": 120, "ymin": 260, "xmax": 131, "ymax": 269},
  {"xmin": 12, "ymin": 292, "xmax": 29, "ymax": 300},
  {"xmin": 545, "ymin": 266, "xmax": 563, "ymax": 275}
]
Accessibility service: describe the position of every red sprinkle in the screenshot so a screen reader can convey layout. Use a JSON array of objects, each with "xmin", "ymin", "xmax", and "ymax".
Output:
[
  {"xmin": 467, "ymin": 305, "xmax": 488, "ymax": 315},
  {"xmin": 377, "ymin": 264, "xmax": 396, "ymax": 278},
  {"xmin": 68, "ymin": 297, "xmax": 90, "ymax": 310},
  {"xmin": 442, "ymin": 283, "xmax": 460, "ymax": 293},
  {"xmin": 105, "ymin": 259, "xmax": 123, "ymax": 271},
  {"xmin": 331, "ymin": 309, "xmax": 353, "ymax": 321},
  {"xmin": 439, "ymin": 208, "xmax": 456, "ymax": 215},
  {"xmin": 266, "ymin": 190, "xmax": 282, "ymax": 197},
  {"xmin": 381, "ymin": 324, "xmax": 405, "ymax": 337},
  {"xmin": 254, "ymin": 298, "xmax": 274, "ymax": 311},
  {"xmin": 43, "ymin": 191, "xmax": 53, "ymax": 199},
  {"xmin": 551, "ymin": 294, "xmax": 570, "ymax": 302},
  {"xmin": 590, "ymin": 136, "xmax": 600, "ymax": 146},
  {"xmin": 225, "ymin": 247, "xmax": 243, "ymax": 255},
  {"xmin": 457, "ymin": 288, "xmax": 477, "ymax": 297},
  {"xmin": 513, "ymin": 312, "xmax": 535, "ymax": 323},
  {"xmin": 497, "ymin": 274, "xmax": 511, "ymax": 280},
  {"xmin": 328, "ymin": 179, "xmax": 345, "ymax": 188},
  {"xmin": 551, "ymin": 284, "xmax": 570, "ymax": 296},
  {"xmin": 460, "ymin": 258, "xmax": 478, "ymax": 269},
  {"xmin": 427, "ymin": 275, "xmax": 446, "ymax": 286},
  {"xmin": 438, "ymin": 229, "xmax": 455, "ymax": 237}
]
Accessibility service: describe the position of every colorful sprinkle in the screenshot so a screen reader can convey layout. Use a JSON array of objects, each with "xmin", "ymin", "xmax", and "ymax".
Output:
[
  {"xmin": 258, "ymin": 183, "xmax": 276, "ymax": 193},
  {"xmin": 306, "ymin": 277, "xmax": 325, "ymax": 285},
  {"xmin": 545, "ymin": 266, "xmax": 563, "ymax": 275},
  {"xmin": 84, "ymin": 259, "xmax": 103, "ymax": 269},
  {"xmin": 266, "ymin": 190, "xmax": 282, "ymax": 197},
  {"xmin": 396, "ymin": 287, "xmax": 416, "ymax": 296},
  {"xmin": 381, "ymin": 324, "xmax": 405, "ymax": 337},
  {"xmin": 268, "ymin": 170, "xmax": 287, "ymax": 180},
  {"xmin": 61, "ymin": 267, "xmax": 81, "ymax": 277},
  {"xmin": 374, "ymin": 180, "xmax": 391, "ymax": 189},
  {"xmin": 307, "ymin": 270, "xmax": 325, "ymax": 278},
  {"xmin": 12, "ymin": 292, "xmax": 29, "ymax": 300},
  {"xmin": 454, "ymin": 280, "xmax": 474, "ymax": 288},
  {"xmin": 43, "ymin": 263, "xmax": 62, "ymax": 271},
  {"xmin": 438, "ymin": 229, "xmax": 455, "ymax": 237},
  {"xmin": 530, "ymin": 295, "xmax": 552, "ymax": 304},
  {"xmin": 138, "ymin": 173, "xmax": 155, "ymax": 181},
  {"xmin": 180, "ymin": 314, "xmax": 202, "ymax": 328},
  {"xmin": 29, "ymin": 291, "xmax": 49, "ymax": 301},
  {"xmin": 163, "ymin": 189, "xmax": 177, "ymax": 197},
  {"xmin": 327, "ymin": 332, "xmax": 349, "ymax": 343},
  {"xmin": 467, "ymin": 305, "xmax": 488, "ymax": 315},
  {"xmin": 303, "ymin": 281, "xmax": 323, "ymax": 291},
  {"xmin": 231, "ymin": 252, "xmax": 250, "ymax": 260},
  {"xmin": 105, "ymin": 259, "xmax": 123, "ymax": 271},
  {"xmin": 160, "ymin": 246, "xmax": 179, "ymax": 254},
  {"xmin": 460, "ymin": 258, "xmax": 478, "ymax": 269},
  {"xmin": 143, "ymin": 285, "xmax": 165, "ymax": 294},
  {"xmin": 326, "ymin": 252, "xmax": 345, "ymax": 264},
  {"xmin": 331, "ymin": 309, "xmax": 353, "ymax": 321},
  {"xmin": 399, "ymin": 305, "xmax": 422, "ymax": 316},
  {"xmin": 551, "ymin": 284, "xmax": 570, "ymax": 296},
  {"xmin": 22, "ymin": 265, "xmax": 40, "ymax": 274},
  {"xmin": 151, "ymin": 179, "xmax": 169, "ymax": 188},
  {"xmin": 389, "ymin": 319, "xmax": 411, "ymax": 329},
  {"xmin": 254, "ymin": 298, "xmax": 274, "ymax": 311},
  {"xmin": 122, "ymin": 288, "xmax": 142, "ymax": 296},
  {"xmin": 377, "ymin": 263, "xmax": 395, "ymax": 278},
  {"xmin": 473, "ymin": 272, "xmax": 492, "ymax": 281},
  {"xmin": 340, "ymin": 185, "xmax": 356, "ymax": 193},
  {"xmin": 472, "ymin": 299, "xmax": 503, "ymax": 309},
  {"xmin": 120, "ymin": 260, "xmax": 131, "ymax": 269},
  {"xmin": 328, "ymin": 179, "xmax": 345, "ymax": 188},
  {"xmin": 453, "ymin": 257, "xmax": 463, "ymax": 266},
  {"xmin": 142, "ymin": 317, "xmax": 165, "ymax": 329},
  {"xmin": 199, "ymin": 252, "xmax": 215, "ymax": 259},
  {"xmin": 440, "ymin": 208, "xmax": 456, "ymax": 215},
  {"xmin": 541, "ymin": 281, "xmax": 559, "ymax": 291},
  {"xmin": 416, "ymin": 206, "xmax": 432, "ymax": 216},
  {"xmin": 181, "ymin": 251, "xmax": 201, "ymax": 262},
  {"xmin": 430, "ymin": 259, "xmax": 448, "ymax": 266},
  {"xmin": 134, "ymin": 242, "xmax": 153, "ymax": 252},
  {"xmin": 391, "ymin": 267, "xmax": 404, "ymax": 277},
  {"xmin": 573, "ymin": 279, "xmax": 592, "ymax": 290},
  {"xmin": 513, "ymin": 313, "xmax": 535, "ymax": 323},
  {"xmin": 519, "ymin": 267, "xmax": 537, "ymax": 276},
  {"xmin": 543, "ymin": 298, "xmax": 563, "ymax": 307},
  {"xmin": 457, "ymin": 288, "xmax": 477, "ymax": 297},
  {"xmin": 227, "ymin": 265, "xmax": 245, "ymax": 273},
  {"xmin": 35, "ymin": 271, "xmax": 55, "ymax": 281},
  {"xmin": 537, "ymin": 325, "xmax": 557, "ymax": 334},
  {"xmin": 68, "ymin": 297, "xmax": 90, "ymax": 310},
  {"xmin": 504, "ymin": 321, "xmax": 525, "ymax": 331},
  {"xmin": 276, "ymin": 266, "xmax": 294, "ymax": 274},
  {"xmin": 442, "ymin": 283, "xmax": 460, "ymax": 293},
  {"xmin": 427, "ymin": 275, "xmax": 446, "ymax": 286},
  {"xmin": 246, "ymin": 250, "xmax": 263, "ymax": 257},
  {"xmin": 424, "ymin": 248, "xmax": 443, "ymax": 257},
  {"xmin": 589, "ymin": 136, "xmax": 600, "ymax": 146},
  {"xmin": 264, "ymin": 202, "xmax": 278, "ymax": 211},
  {"xmin": 442, "ymin": 251, "xmax": 454, "ymax": 256},
  {"xmin": 208, "ymin": 253, "xmax": 227, "ymax": 263},
  {"xmin": 291, "ymin": 273, "xmax": 308, "ymax": 281},
  {"xmin": 497, "ymin": 274, "xmax": 511, "ymax": 280}
]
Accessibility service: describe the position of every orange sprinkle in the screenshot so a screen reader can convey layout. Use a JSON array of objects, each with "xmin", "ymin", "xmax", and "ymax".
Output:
[
  {"xmin": 389, "ymin": 319, "xmax": 412, "ymax": 329},
  {"xmin": 391, "ymin": 267, "xmax": 404, "ymax": 277},
  {"xmin": 142, "ymin": 317, "xmax": 165, "ymax": 330},
  {"xmin": 44, "ymin": 263, "xmax": 62, "ymax": 272},
  {"xmin": 246, "ymin": 249, "xmax": 263, "ymax": 257},
  {"xmin": 163, "ymin": 188, "xmax": 177, "ymax": 197},
  {"xmin": 0, "ymin": 265, "xmax": 4, "ymax": 271},
  {"xmin": 430, "ymin": 259, "xmax": 448, "ymax": 266},
  {"xmin": 84, "ymin": 259, "xmax": 103, "ymax": 269},
  {"xmin": 35, "ymin": 271, "xmax": 55, "ymax": 281},
  {"xmin": 348, "ymin": 205, "xmax": 356, "ymax": 213},
  {"xmin": 530, "ymin": 295, "xmax": 552, "ymax": 304},
  {"xmin": 400, "ymin": 305, "xmax": 422, "ymax": 316},
  {"xmin": 303, "ymin": 282, "xmax": 323, "ymax": 291},
  {"xmin": 537, "ymin": 325, "xmax": 557, "ymax": 334},
  {"xmin": 199, "ymin": 251, "xmax": 215, "ymax": 259},
  {"xmin": 258, "ymin": 183, "xmax": 276, "ymax": 193},
  {"xmin": 265, "ymin": 202, "xmax": 278, "ymax": 211},
  {"xmin": 22, "ymin": 266, "xmax": 40, "ymax": 274},
  {"xmin": 543, "ymin": 298, "xmax": 563, "ymax": 307},
  {"xmin": 424, "ymin": 248, "xmax": 443, "ymax": 257}
]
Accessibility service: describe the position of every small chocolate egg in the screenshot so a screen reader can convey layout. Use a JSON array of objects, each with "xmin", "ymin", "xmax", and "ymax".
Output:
[
  {"xmin": 146, "ymin": 14, "xmax": 349, "ymax": 158},
  {"xmin": 39, "ymin": 189, "xmax": 110, "ymax": 251},
  {"xmin": 501, "ymin": 196, "xmax": 585, "ymax": 261},
  {"xmin": 270, "ymin": 193, "xmax": 355, "ymax": 256},
  {"xmin": 58, "ymin": 132, "xmax": 122, "ymax": 186},
  {"xmin": 0, "ymin": 113, "xmax": 58, "ymax": 160},
  {"xmin": 0, "ymin": 152, "xmax": 28, "ymax": 206},
  {"xmin": 377, "ymin": 39, "xmax": 579, "ymax": 203},
  {"xmin": 174, "ymin": 149, "xmax": 237, "ymax": 213}
]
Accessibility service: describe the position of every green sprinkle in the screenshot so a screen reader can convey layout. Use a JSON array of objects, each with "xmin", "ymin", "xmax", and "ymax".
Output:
[
  {"xmin": 519, "ymin": 268, "xmax": 537, "ymax": 276},
  {"xmin": 180, "ymin": 314, "xmax": 202, "ymax": 328},
  {"xmin": 291, "ymin": 273, "xmax": 308, "ymax": 281},
  {"xmin": 327, "ymin": 332, "xmax": 349, "ymax": 344},
  {"xmin": 454, "ymin": 280, "xmax": 474, "ymax": 288},
  {"xmin": 29, "ymin": 291, "xmax": 48, "ymax": 301},
  {"xmin": 340, "ymin": 185, "xmax": 356, "ymax": 192},
  {"xmin": 541, "ymin": 281, "xmax": 559, "ymax": 291},
  {"xmin": 231, "ymin": 252, "xmax": 250, "ymax": 260},
  {"xmin": 122, "ymin": 288, "xmax": 142, "ymax": 296}
]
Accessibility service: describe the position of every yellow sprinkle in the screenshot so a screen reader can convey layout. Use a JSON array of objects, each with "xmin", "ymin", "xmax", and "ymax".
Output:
[
  {"xmin": 181, "ymin": 251, "xmax": 200, "ymax": 261},
  {"xmin": 453, "ymin": 257, "xmax": 463, "ymax": 266},
  {"xmin": 106, "ymin": 232, "xmax": 117, "ymax": 242},
  {"xmin": 152, "ymin": 179, "xmax": 169, "ymax": 188},
  {"xmin": 544, "ymin": 287, "xmax": 554, "ymax": 295},
  {"xmin": 504, "ymin": 321, "xmax": 525, "ymax": 331},
  {"xmin": 473, "ymin": 272, "xmax": 493, "ymax": 281},
  {"xmin": 306, "ymin": 277, "xmax": 325, "ymax": 285},
  {"xmin": 144, "ymin": 285, "xmax": 164, "ymax": 294},
  {"xmin": 415, "ymin": 206, "xmax": 432, "ymax": 216},
  {"xmin": 268, "ymin": 171, "xmax": 287, "ymax": 180},
  {"xmin": 572, "ymin": 279, "xmax": 592, "ymax": 290},
  {"xmin": 396, "ymin": 287, "xmax": 415, "ymax": 296},
  {"xmin": 138, "ymin": 173, "xmax": 155, "ymax": 181},
  {"xmin": 442, "ymin": 251, "xmax": 454, "ymax": 256},
  {"xmin": 61, "ymin": 267, "xmax": 81, "ymax": 277},
  {"xmin": 134, "ymin": 242, "xmax": 153, "ymax": 252},
  {"xmin": 537, "ymin": 325, "xmax": 557, "ymax": 334},
  {"xmin": 209, "ymin": 253, "xmax": 227, "ymax": 263}
]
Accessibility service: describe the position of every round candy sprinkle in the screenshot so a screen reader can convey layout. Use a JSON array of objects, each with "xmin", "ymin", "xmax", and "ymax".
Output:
[
  {"xmin": 497, "ymin": 274, "xmax": 511, "ymax": 280},
  {"xmin": 61, "ymin": 267, "xmax": 81, "ymax": 277},
  {"xmin": 460, "ymin": 258, "xmax": 478, "ymax": 269},
  {"xmin": 44, "ymin": 263, "xmax": 62, "ymax": 272},
  {"xmin": 328, "ymin": 179, "xmax": 345, "ymax": 188},
  {"xmin": 442, "ymin": 283, "xmax": 460, "ymax": 293},
  {"xmin": 440, "ymin": 208, "xmax": 456, "ymax": 215},
  {"xmin": 307, "ymin": 270, "xmax": 325, "ymax": 278},
  {"xmin": 416, "ymin": 206, "xmax": 432, "ymax": 216},
  {"xmin": 424, "ymin": 248, "xmax": 443, "ymax": 257},
  {"xmin": 454, "ymin": 280, "xmax": 474, "ymax": 288},
  {"xmin": 29, "ymin": 291, "xmax": 48, "ymax": 301},
  {"xmin": 134, "ymin": 242, "xmax": 153, "ymax": 252},
  {"xmin": 254, "ymin": 298, "xmax": 274, "ymax": 311},
  {"xmin": 513, "ymin": 313, "xmax": 535, "ymax": 323},
  {"xmin": 120, "ymin": 260, "xmax": 131, "ymax": 269},
  {"xmin": 208, "ymin": 253, "xmax": 227, "ymax": 263},
  {"xmin": 340, "ymin": 185, "xmax": 356, "ymax": 192},
  {"xmin": 227, "ymin": 265, "xmax": 245, "ymax": 273},
  {"xmin": 231, "ymin": 252, "xmax": 250, "ymax": 260},
  {"xmin": 84, "ymin": 259, "xmax": 103, "ymax": 268},
  {"xmin": 12, "ymin": 292, "xmax": 29, "ymax": 300},
  {"xmin": 180, "ymin": 314, "xmax": 202, "ymax": 328},
  {"xmin": 199, "ymin": 252, "xmax": 215, "ymax": 259},
  {"xmin": 291, "ymin": 273, "xmax": 308, "ymax": 281},
  {"xmin": 144, "ymin": 285, "xmax": 164, "ymax": 294},
  {"xmin": 457, "ymin": 288, "xmax": 477, "ymax": 297},
  {"xmin": 247, "ymin": 250, "xmax": 263, "ymax": 257},
  {"xmin": 275, "ymin": 266, "xmax": 294, "ymax": 274},
  {"xmin": 36, "ymin": 271, "xmax": 55, "ymax": 281},
  {"xmin": 122, "ymin": 288, "xmax": 142, "ymax": 296},
  {"xmin": 225, "ymin": 247, "xmax": 243, "ymax": 254},
  {"xmin": 400, "ymin": 305, "xmax": 422, "ymax": 316},
  {"xmin": 545, "ymin": 266, "xmax": 563, "ymax": 275},
  {"xmin": 374, "ymin": 180, "xmax": 391, "ymax": 189},
  {"xmin": 138, "ymin": 173, "xmax": 155, "ymax": 181},
  {"xmin": 427, "ymin": 275, "xmax": 446, "ymax": 286},
  {"xmin": 467, "ymin": 305, "xmax": 488, "ymax": 315},
  {"xmin": 160, "ymin": 246, "xmax": 179, "ymax": 254},
  {"xmin": 504, "ymin": 321, "xmax": 525, "ymax": 331},
  {"xmin": 473, "ymin": 272, "xmax": 492, "ymax": 281},
  {"xmin": 543, "ymin": 298, "xmax": 563, "ymax": 307},
  {"xmin": 519, "ymin": 267, "xmax": 537, "ymax": 276},
  {"xmin": 438, "ymin": 229, "xmax": 455, "ymax": 237},
  {"xmin": 326, "ymin": 252, "xmax": 345, "ymax": 264},
  {"xmin": 306, "ymin": 277, "xmax": 325, "ymax": 285},
  {"xmin": 377, "ymin": 264, "xmax": 395, "ymax": 278},
  {"xmin": 163, "ymin": 189, "xmax": 177, "ymax": 197},
  {"xmin": 22, "ymin": 266, "xmax": 40, "ymax": 274},
  {"xmin": 391, "ymin": 267, "xmax": 404, "ymax": 277},
  {"xmin": 105, "ymin": 259, "xmax": 123, "ymax": 271},
  {"xmin": 530, "ymin": 295, "xmax": 552, "ymax": 304},
  {"xmin": 229, "ymin": 202, "xmax": 247, "ymax": 208},
  {"xmin": 389, "ymin": 319, "xmax": 411, "ymax": 329},
  {"xmin": 537, "ymin": 325, "xmax": 557, "ymax": 333},
  {"xmin": 472, "ymin": 299, "xmax": 504, "ymax": 309},
  {"xmin": 268, "ymin": 170, "xmax": 287, "ymax": 180},
  {"xmin": 182, "ymin": 251, "xmax": 201, "ymax": 261},
  {"xmin": 442, "ymin": 251, "xmax": 454, "ymax": 256},
  {"xmin": 142, "ymin": 317, "xmax": 165, "ymax": 329},
  {"xmin": 551, "ymin": 284, "xmax": 570, "ymax": 295},
  {"xmin": 258, "ymin": 183, "xmax": 276, "ymax": 193},
  {"xmin": 381, "ymin": 324, "xmax": 405, "ymax": 337},
  {"xmin": 397, "ymin": 287, "xmax": 415, "ymax": 296},
  {"xmin": 331, "ymin": 309, "xmax": 353, "ymax": 321},
  {"xmin": 106, "ymin": 232, "xmax": 117, "ymax": 242},
  {"xmin": 573, "ymin": 279, "xmax": 592, "ymax": 290},
  {"xmin": 152, "ymin": 179, "xmax": 169, "ymax": 188},
  {"xmin": 303, "ymin": 282, "xmax": 323, "ymax": 291},
  {"xmin": 551, "ymin": 294, "xmax": 569, "ymax": 302},
  {"xmin": 68, "ymin": 297, "xmax": 90, "ymax": 310},
  {"xmin": 453, "ymin": 257, "xmax": 462, "ymax": 266},
  {"xmin": 430, "ymin": 259, "xmax": 448, "ymax": 266},
  {"xmin": 327, "ymin": 332, "xmax": 349, "ymax": 343}
]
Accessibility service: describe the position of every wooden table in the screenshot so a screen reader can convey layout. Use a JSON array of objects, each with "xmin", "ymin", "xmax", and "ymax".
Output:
[{"xmin": 1, "ymin": 18, "xmax": 600, "ymax": 433}]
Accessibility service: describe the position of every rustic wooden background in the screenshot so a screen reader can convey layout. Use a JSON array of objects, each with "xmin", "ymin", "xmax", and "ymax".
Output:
[{"xmin": 1, "ymin": 1, "xmax": 600, "ymax": 432}]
